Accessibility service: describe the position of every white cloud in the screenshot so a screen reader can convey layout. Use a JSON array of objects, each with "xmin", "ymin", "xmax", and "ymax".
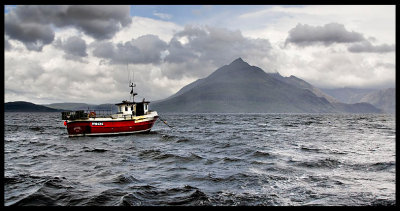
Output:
[
  {"xmin": 237, "ymin": 5, "xmax": 395, "ymax": 44},
  {"xmin": 153, "ymin": 11, "xmax": 172, "ymax": 20},
  {"xmin": 112, "ymin": 16, "xmax": 182, "ymax": 43},
  {"xmin": 275, "ymin": 46, "xmax": 395, "ymax": 89}
]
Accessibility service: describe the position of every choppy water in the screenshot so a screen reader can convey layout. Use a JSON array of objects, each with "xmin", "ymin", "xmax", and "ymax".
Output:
[{"xmin": 4, "ymin": 112, "xmax": 396, "ymax": 206}]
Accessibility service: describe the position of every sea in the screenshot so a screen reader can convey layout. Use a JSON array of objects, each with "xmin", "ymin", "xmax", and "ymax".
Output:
[{"xmin": 4, "ymin": 112, "xmax": 396, "ymax": 206}]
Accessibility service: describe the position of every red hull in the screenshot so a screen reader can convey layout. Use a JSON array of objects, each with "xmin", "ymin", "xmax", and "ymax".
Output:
[{"xmin": 66, "ymin": 117, "xmax": 158, "ymax": 137}]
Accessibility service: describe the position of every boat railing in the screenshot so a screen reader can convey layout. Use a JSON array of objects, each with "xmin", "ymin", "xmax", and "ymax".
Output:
[
  {"xmin": 62, "ymin": 108, "xmax": 115, "ymax": 120},
  {"xmin": 62, "ymin": 110, "xmax": 87, "ymax": 120},
  {"xmin": 85, "ymin": 109, "xmax": 114, "ymax": 118}
]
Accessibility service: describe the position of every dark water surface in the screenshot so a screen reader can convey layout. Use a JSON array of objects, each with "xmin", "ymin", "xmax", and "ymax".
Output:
[{"xmin": 4, "ymin": 112, "xmax": 396, "ymax": 206}]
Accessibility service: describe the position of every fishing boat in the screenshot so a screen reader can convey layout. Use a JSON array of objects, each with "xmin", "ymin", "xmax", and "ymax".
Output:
[{"xmin": 62, "ymin": 80, "xmax": 159, "ymax": 137}]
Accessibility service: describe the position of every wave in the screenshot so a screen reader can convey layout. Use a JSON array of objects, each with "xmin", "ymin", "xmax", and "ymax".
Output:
[
  {"xmin": 138, "ymin": 149, "xmax": 203, "ymax": 163},
  {"xmin": 187, "ymin": 172, "xmax": 258, "ymax": 185},
  {"xmin": 370, "ymin": 198, "xmax": 396, "ymax": 206},
  {"xmin": 210, "ymin": 191, "xmax": 278, "ymax": 206},
  {"xmin": 119, "ymin": 193, "xmax": 143, "ymax": 206},
  {"xmin": 291, "ymin": 158, "xmax": 341, "ymax": 169},
  {"xmin": 119, "ymin": 185, "xmax": 210, "ymax": 206},
  {"xmin": 303, "ymin": 175, "xmax": 345, "ymax": 188},
  {"xmin": 369, "ymin": 161, "xmax": 395, "ymax": 171},
  {"xmin": 165, "ymin": 186, "xmax": 210, "ymax": 206},
  {"xmin": 252, "ymin": 150, "xmax": 274, "ymax": 158},
  {"xmin": 327, "ymin": 149, "xmax": 347, "ymax": 155},
  {"xmin": 29, "ymin": 126, "xmax": 43, "ymax": 131},
  {"xmin": 4, "ymin": 173, "xmax": 47, "ymax": 185},
  {"xmin": 84, "ymin": 189, "xmax": 126, "ymax": 206},
  {"xmin": 300, "ymin": 146, "xmax": 321, "ymax": 153},
  {"xmin": 9, "ymin": 176, "xmax": 87, "ymax": 206},
  {"xmin": 176, "ymin": 138, "xmax": 191, "ymax": 143},
  {"xmin": 351, "ymin": 161, "xmax": 395, "ymax": 172},
  {"xmin": 28, "ymin": 141, "xmax": 48, "ymax": 147},
  {"xmin": 83, "ymin": 148, "xmax": 108, "ymax": 153},
  {"xmin": 5, "ymin": 125, "xmax": 20, "ymax": 132},
  {"xmin": 112, "ymin": 174, "xmax": 140, "ymax": 184},
  {"xmin": 31, "ymin": 154, "xmax": 49, "ymax": 159},
  {"xmin": 138, "ymin": 149, "xmax": 162, "ymax": 158},
  {"xmin": 222, "ymin": 157, "xmax": 242, "ymax": 162},
  {"xmin": 283, "ymin": 123, "xmax": 298, "ymax": 127},
  {"xmin": 161, "ymin": 134, "xmax": 178, "ymax": 141}
]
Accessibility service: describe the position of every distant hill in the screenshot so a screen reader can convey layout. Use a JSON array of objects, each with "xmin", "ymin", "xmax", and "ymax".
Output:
[
  {"xmin": 4, "ymin": 101, "xmax": 63, "ymax": 112},
  {"xmin": 321, "ymin": 87, "xmax": 395, "ymax": 114},
  {"xmin": 320, "ymin": 87, "xmax": 377, "ymax": 104},
  {"xmin": 359, "ymin": 88, "xmax": 395, "ymax": 114},
  {"xmin": 5, "ymin": 101, "xmax": 119, "ymax": 113},
  {"xmin": 45, "ymin": 103, "xmax": 118, "ymax": 113},
  {"xmin": 151, "ymin": 58, "xmax": 381, "ymax": 113},
  {"xmin": 44, "ymin": 102, "xmax": 94, "ymax": 111}
]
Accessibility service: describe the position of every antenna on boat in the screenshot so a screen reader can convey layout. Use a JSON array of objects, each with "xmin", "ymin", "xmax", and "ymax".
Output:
[
  {"xmin": 127, "ymin": 64, "xmax": 137, "ymax": 102},
  {"xmin": 130, "ymin": 82, "xmax": 137, "ymax": 102}
]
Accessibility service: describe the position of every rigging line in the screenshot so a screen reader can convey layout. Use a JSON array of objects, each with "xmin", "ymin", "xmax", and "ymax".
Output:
[
  {"xmin": 158, "ymin": 116, "xmax": 174, "ymax": 129},
  {"xmin": 127, "ymin": 63, "xmax": 131, "ymax": 84},
  {"xmin": 132, "ymin": 63, "xmax": 135, "ymax": 83}
]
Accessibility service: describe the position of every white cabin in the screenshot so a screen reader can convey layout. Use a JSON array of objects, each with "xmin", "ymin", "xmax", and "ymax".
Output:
[{"xmin": 115, "ymin": 100, "xmax": 150, "ymax": 116}]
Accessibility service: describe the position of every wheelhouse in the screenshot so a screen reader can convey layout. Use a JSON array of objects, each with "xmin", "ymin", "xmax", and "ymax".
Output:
[{"xmin": 115, "ymin": 100, "xmax": 150, "ymax": 116}]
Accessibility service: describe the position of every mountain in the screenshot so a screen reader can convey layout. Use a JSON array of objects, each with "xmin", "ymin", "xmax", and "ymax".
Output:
[
  {"xmin": 151, "ymin": 58, "xmax": 381, "ymax": 113},
  {"xmin": 321, "ymin": 87, "xmax": 395, "ymax": 114},
  {"xmin": 45, "ymin": 103, "xmax": 118, "ymax": 113},
  {"xmin": 320, "ymin": 87, "xmax": 377, "ymax": 104},
  {"xmin": 359, "ymin": 88, "xmax": 395, "ymax": 114},
  {"xmin": 269, "ymin": 73, "xmax": 339, "ymax": 103},
  {"xmin": 4, "ymin": 101, "xmax": 63, "ymax": 112},
  {"xmin": 44, "ymin": 103, "xmax": 94, "ymax": 111}
]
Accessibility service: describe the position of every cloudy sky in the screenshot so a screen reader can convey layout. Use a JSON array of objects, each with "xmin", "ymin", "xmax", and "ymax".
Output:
[{"xmin": 4, "ymin": 5, "xmax": 396, "ymax": 104}]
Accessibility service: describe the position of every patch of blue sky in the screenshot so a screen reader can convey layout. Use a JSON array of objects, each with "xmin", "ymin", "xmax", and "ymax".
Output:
[
  {"xmin": 130, "ymin": 5, "xmax": 280, "ymax": 25},
  {"xmin": 4, "ymin": 5, "xmax": 16, "ymax": 13}
]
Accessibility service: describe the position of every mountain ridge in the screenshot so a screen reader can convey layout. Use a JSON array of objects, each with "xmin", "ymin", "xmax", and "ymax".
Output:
[
  {"xmin": 321, "ymin": 87, "xmax": 395, "ymax": 114},
  {"xmin": 150, "ymin": 58, "xmax": 381, "ymax": 113},
  {"xmin": 4, "ymin": 101, "xmax": 64, "ymax": 112},
  {"xmin": 359, "ymin": 88, "xmax": 395, "ymax": 114},
  {"xmin": 6, "ymin": 58, "xmax": 388, "ymax": 114}
]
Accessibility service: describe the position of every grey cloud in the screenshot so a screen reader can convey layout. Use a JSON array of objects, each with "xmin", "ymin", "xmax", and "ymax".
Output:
[
  {"xmin": 5, "ymin": 5, "xmax": 131, "ymax": 51},
  {"xmin": 54, "ymin": 36, "xmax": 88, "ymax": 60},
  {"xmin": 166, "ymin": 26, "xmax": 272, "ymax": 65},
  {"xmin": 375, "ymin": 62, "xmax": 395, "ymax": 69},
  {"xmin": 164, "ymin": 37, "xmax": 199, "ymax": 63},
  {"xmin": 92, "ymin": 35, "xmax": 168, "ymax": 64},
  {"xmin": 5, "ymin": 16, "xmax": 55, "ymax": 51},
  {"xmin": 348, "ymin": 41, "xmax": 395, "ymax": 53},
  {"xmin": 92, "ymin": 41, "xmax": 116, "ymax": 59},
  {"xmin": 285, "ymin": 23, "xmax": 365, "ymax": 47},
  {"xmin": 163, "ymin": 25, "xmax": 273, "ymax": 79},
  {"xmin": 92, "ymin": 25, "xmax": 274, "ymax": 80},
  {"xmin": 60, "ymin": 5, "xmax": 131, "ymax": 40},
  {"xmin": 5, "ymin": 37, "xmax": 13, "ymax": 51}
]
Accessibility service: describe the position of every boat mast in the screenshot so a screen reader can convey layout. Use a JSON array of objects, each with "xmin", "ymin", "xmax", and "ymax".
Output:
[
  {"xmin": 130, "ymin": 82, "xmax": 137, "ymax": 102},
  {"xmin": 128, "ymin": 64, "xmax": 137, "ymax": 102}
]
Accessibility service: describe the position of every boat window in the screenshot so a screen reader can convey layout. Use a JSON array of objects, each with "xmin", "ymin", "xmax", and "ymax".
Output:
[{"xmin": 125, "ymin": 106, "xmax": 128, "ymax": 111}]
